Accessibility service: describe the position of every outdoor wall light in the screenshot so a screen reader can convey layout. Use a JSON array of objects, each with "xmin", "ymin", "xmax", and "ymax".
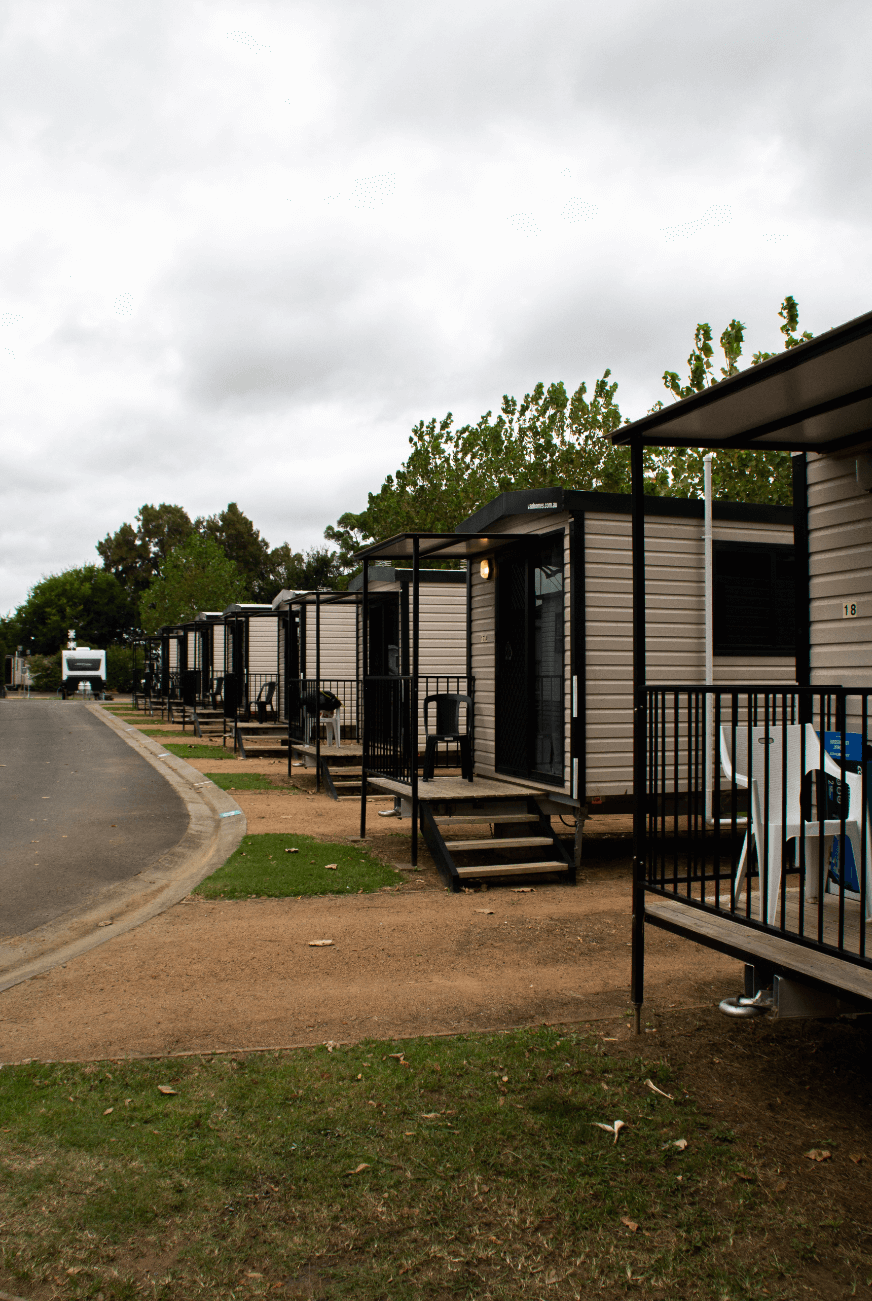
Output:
[{"xmin": 480, "ymin": 557, "xmax": 493, "ymax": 580}]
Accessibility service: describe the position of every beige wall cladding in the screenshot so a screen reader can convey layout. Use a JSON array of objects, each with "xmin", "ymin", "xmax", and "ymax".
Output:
[
  {"xmin": 585, "ymin": 511, "xmax": 794, "ymax": 796},
  {"xmin": 808, "ymin": 453, "xmax": 872, "ymax": 690},
  {"xmin": 248, "ymin": 617, "xmax": 280, "ymax": 676},
  {"xmin": 304, "ymin": 603, "xmax": 358, "ymax": 680}
]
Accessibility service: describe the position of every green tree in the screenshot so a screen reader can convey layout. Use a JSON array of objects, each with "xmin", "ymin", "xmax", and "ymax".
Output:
[
  {"xmin": 267, "ymin": 544, "xmax": 344, "ymax": 592},
  {"xmin": 97, "ymin": 503, "xmax": 194, "ymax": 598},
  {"xmin": 197, "ymin": 503, "xmax": 271, "ymax": 599},
  {"xmin": 15, "ymin": 566, "xmax": 135, "ymax": 653},
  {"xmin": 140, "ymin": 534, "xmax": 248, "ymax": 633},
  {"xmin": 326, "ymin": 372, "xmax": 639, "ymax": 567},
  {"xmin": 653, "ymin": 297, "xmax": 815, "ymax": 504}
]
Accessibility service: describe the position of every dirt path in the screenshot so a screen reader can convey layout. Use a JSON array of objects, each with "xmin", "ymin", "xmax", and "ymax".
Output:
[{"xmin": 0, "ymin": 870, "xmax": 738, "ymax": 1062}]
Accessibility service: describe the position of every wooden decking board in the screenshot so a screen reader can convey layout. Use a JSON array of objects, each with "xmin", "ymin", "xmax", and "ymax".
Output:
[
  {"xmin": 456, "ymin": 861, "xmax": 568, "ymax": 877},
  {"xmin": 645, "ymin": 896, "xmax": 872, "ymax": 1003},
  {"xmin": 368, "ymin": 775, "xmax": 550, "ymax": 801},
  {"xmin": 434, "ymin": 814, "xmax": 536, "ymax": 826},
  {"xmin": 445, "ymin": 836, "xmax": 554, "ymax": 851}
]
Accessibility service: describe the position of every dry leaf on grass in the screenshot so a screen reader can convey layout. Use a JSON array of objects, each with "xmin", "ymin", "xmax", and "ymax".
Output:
[
  {"xmin": 805, "ymin": 1148, "xmax": 832, "ymax": 1162},
  {"xmin": 672, "ymin": 1138, "xmax": 688, "ymax": 1151},
  {"xmin": 621, "ymin": 1216, "xmax": 639, "ymax": 1232},
  {"xmin": 284, "ymin": 848, "xmax": 299, "ymax": 854},
  {"xmin": 645, "ymin": 1078, "xmax": 674, "ymax": 1100},
  {"xmin": 102, "ymin": 1107, "xmax": 113, "ymax": 1115},
  {"xmin": 850, "ymin": 1154, "xmax": 864, "ymax": 1164},
  {"xmin": 345, "ymin": 1163, "xmax": 370, "ymax": 1175},
  {"xmin": 309, "ymin": 939, "xmax": 334, "ymax": 947},
  {"xmin": 157, "ymin": 1085, "xmax": 178, "ymax": 1095},
  {"xmin": 593, "ymin": 1120, "xmax": 625, "ymax": 1143},
  {"xmin": 324, "ymin": 863, "xmax": 338, "ymax": 870}
]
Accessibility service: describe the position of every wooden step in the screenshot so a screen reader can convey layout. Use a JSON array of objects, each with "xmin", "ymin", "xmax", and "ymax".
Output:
[
  {"xmin": 456, "ymin": 861, "xmax": 568, "ymax": 877},
  {"xmin": 434, "ymin": 813, "xmax": 537, "ymax": 826},
  {"xmin": 445, "ymin": 835, "xmax": 553, "ymax": 852}
]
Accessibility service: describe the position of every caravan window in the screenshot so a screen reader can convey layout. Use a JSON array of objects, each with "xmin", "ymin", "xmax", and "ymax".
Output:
[{"xmin": 713, "ymin": 541, "xmax": 795, "ymax": 656}]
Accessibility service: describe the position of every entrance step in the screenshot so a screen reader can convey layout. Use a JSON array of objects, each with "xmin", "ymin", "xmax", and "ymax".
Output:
[{"xmin": 421, "ymin": 796, "xmax": 575, "ymax": 893}]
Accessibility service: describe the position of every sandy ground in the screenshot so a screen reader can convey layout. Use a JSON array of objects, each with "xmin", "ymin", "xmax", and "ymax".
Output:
[{"xmin": 0, "ymin": 756, "xmax": 738, "ymax": 1062}]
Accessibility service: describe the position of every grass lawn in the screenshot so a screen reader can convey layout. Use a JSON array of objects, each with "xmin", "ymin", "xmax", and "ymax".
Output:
[
  {"xmin": 0, "ymin": 1027, "xmax": 805, "ymax": 1301},
  {"xmin": 195, "ymin": 834, "xmax": 400, "ymax": 898},
  {"xmin": 161, "ymin": 742, "xmax": 234, "ymax": 760},
  {"xmin": 203, "ymin": 772, "xmax": 290, "ymax": 792}
]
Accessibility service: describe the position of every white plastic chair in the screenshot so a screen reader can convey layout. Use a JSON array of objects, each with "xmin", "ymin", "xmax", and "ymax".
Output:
[
  {"xmin": 322, "ymin": 706, "xmax": 341, "ymax": 747},
  {"xmin": 729, "ymin": 724, "xmax": 871, "ymax": 923}
]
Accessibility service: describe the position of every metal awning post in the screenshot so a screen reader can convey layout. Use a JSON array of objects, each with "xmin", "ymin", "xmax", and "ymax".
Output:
[
  {"xmin": 704, "ymin": 454, "xmax": 714, "ymax": 825},
  {"xmin": 315, "ymin": 592, "xmax": 321, "ymax": 793},
  {"xmin": 360, "ymin": 561, "xmax": 369, "ymax": 841},
  {"xmin": 411, "ymin": 536, "xmax": 420, "ymax": 867},
  {"xmin": 631, "ymin": 438, "xmax": 647, "ymax": 1034}
]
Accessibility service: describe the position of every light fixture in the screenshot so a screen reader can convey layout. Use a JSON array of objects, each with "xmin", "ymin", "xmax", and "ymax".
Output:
[{"xmin": 480, "ymin": 557, "xmax": 492, "ymax": 580}]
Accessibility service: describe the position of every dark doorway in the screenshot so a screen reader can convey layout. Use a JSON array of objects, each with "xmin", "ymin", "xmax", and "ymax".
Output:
[
  {"xmin": 495, "ymin": 533, "xmax": 565, "ymax": 784},
  {"xmin": 368, "ymin": 594, "xmax": 400, "ymax": 676}
]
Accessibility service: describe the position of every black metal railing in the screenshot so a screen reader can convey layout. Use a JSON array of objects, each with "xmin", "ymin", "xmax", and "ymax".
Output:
[
  {"xmin": 645, "ymin": 686, "xmax": 872, "ymax": 968},
  {"xmin": 366, "ymin": 675, "xmax": 474, "ymax": 781}
]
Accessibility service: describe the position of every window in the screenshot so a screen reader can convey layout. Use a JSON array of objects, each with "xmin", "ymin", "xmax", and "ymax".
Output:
[{"xmin": 712, "ymin": 541, "xmax": 795, "ymax": 656}]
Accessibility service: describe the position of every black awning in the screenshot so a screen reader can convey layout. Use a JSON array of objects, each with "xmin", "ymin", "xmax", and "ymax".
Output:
[
  {"xmin": 352, "ymin": 532, "xmax": 536, "ymax": 563},
  {"xmin": 612, "ymin": 307, "xmax": 872, "ymax": 452}
]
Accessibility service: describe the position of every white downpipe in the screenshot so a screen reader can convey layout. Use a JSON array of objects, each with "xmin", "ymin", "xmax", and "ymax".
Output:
[{"xmin": 704, "ymin": 454, "xmax": 714, "ymax": 825}]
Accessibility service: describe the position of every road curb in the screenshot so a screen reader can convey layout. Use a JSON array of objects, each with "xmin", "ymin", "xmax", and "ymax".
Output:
[{"xmin": 0, "ymin": 706, "xmax": 246, "ymax": 993}]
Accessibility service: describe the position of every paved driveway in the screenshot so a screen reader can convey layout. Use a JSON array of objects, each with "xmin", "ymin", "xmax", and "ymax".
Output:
[{"xmin": 0, "ymin": 702, "xmax": 188, "ymax": 939}]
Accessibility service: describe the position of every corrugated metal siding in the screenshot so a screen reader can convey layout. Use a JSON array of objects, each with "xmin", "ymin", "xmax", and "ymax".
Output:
[
  {"xmin": 471, "ymin": 511, "xmax": 572, "ymax": 794},
  {"xmin": 585, "ymin": 512, "xmax": 795, "ymax": 795},
  {"xmin": 808, "ymin": 453, "xmax": 872, "ymax": 689}
]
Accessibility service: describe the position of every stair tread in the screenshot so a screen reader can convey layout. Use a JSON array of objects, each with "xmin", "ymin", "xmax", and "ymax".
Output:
[
  {"xmin": 434, "ymin": 813, "xmax": 536, "ymax": 825},
  {"xmin": 456, "ymin": 861, "xmax": 568, "ymax": 877},
  {"xmin": 446, "ymin": 835, "xmax": 553, "ymax": 851}
]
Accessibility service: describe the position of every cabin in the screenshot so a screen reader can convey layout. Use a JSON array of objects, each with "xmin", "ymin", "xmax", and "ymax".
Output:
[
  {"xmin": 351, "ymin": 491, "xmax": 793, "ymax": 889},
  {"xmin": 273, "ymin": 567, "xmax": 468, "ymax": 792},
  {"xmin": 611, "ymin": 306, "xmax": 872, "ymax": 1026}
]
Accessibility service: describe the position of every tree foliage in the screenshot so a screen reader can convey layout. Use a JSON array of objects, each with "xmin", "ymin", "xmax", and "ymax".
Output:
[
  {"xmin": 15, "ymin": 566, "xmax": 134, "ymax": 654},
  {"xmin": 651, "ymin": 296, "xmax": 814, "ymax": 505},
  {"xmin": 140, "ymin": 534, "xmax": 249, "ymax": 634},
  {"xmin": 325, "ymin": 373, "xmax": 637, "ymax": 567},
  {"xmin": 97, "ymin": 503, "xmax": 194, "ymax": 597}
]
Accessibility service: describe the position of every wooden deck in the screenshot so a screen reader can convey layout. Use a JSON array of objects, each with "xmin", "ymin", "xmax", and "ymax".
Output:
[
  {"xmin": 367, "ymin": 774, "xmax": 552, "ymax": 802},
  {"xmin": 646, "ymin": 891, "xmax": 872, "ymax": 1004}
]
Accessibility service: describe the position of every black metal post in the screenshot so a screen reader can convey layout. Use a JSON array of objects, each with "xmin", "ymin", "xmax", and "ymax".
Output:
[
  {"xmin": 315, "ymin": 593, "xmax": 321, "ymax": 793},
  {"xmin": 630, "ymin": 438, "xmax": 647, "ymax": 1034},
  {"xmin": 792, "ymin": 452, "xmax": 811, "ymax": 718},
  {"xmin": 411, "ymin": 536, "xmax": 420, "ymax": 868},
  {"xmin": 466, "ymin": 559, "xmax": 474, "ymax": 767},
  {"xmin": 360, "ymin": 562, "xmax": 369, "ymax": 841}
]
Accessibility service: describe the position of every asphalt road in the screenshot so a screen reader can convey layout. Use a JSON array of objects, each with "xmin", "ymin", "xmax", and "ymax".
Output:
[{"xmin": 0, "ymin": 702, "xmax": 189, "ymax": 939}]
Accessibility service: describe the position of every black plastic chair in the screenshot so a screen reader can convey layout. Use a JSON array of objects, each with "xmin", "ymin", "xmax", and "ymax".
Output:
[
  {"xmin": 256, "ymin": 680, "xmax": 277, "ymax": 723},
  {"xmin": 422, "ymin": 693, "xmax": 473, "ymax": 782}
]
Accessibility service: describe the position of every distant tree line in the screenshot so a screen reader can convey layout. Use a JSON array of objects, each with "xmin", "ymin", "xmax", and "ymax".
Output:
[{"xmin": 1, "ymin": 297, "xmax": 810, "ymax": 672}]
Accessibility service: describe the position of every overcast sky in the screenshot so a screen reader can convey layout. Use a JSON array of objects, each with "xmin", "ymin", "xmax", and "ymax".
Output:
[{"xmin": 1, "ymin": 0, "xmax": 870, "ymax": 612}]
